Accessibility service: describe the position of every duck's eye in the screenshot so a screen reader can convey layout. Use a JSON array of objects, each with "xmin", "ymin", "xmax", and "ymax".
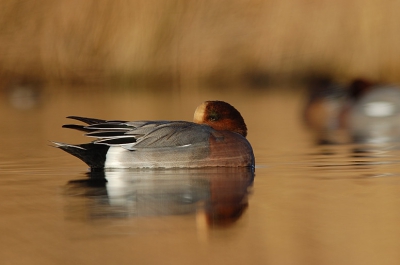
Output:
[{"xmin": 208, "ymin": 112, "xmax": 220, "ymax": 121}]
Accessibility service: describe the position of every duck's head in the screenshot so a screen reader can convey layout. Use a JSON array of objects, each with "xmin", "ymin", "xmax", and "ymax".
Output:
[
  {"xmin": 193, "ymin": 101, "xmax": 248, "ymax": 137},
  {"xmin": 349, "ymin": 78, "xmax": 372, "ymax": 101}
]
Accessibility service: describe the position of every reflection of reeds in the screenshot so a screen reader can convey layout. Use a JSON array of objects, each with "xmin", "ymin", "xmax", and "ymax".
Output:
[{"xmin": 1, "ymin": 0, "xmax": 400, "ymax": 87}]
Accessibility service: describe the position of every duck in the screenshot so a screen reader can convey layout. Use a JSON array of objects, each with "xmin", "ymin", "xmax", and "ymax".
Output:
[
  {"xmin": 303, "ymin": 77, "xmax": 348, "ymax": 144},
  {"xmin": 53, "ymin": 100, "xmax": 255, "ymax": 169},
  {"xmin": 304, "ymin": 77, "xmax": 400, "ymax": 143},
  {"xmin": 345, "ymin": 79, "xmax": 400, "ymax": 143}
]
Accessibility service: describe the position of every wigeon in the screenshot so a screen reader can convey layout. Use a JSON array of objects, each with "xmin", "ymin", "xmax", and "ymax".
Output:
[
  {"xmin": 304, "ymin": 78, "xmax": 400, "ymax": 143},
  {"xmin": 54, "ymin": 101, "xmax": 255, "ymax": 169},
  {"xmin": 303, "ymin": 77, "xmax": 348, "ymax": 144},
  {"xmin": 346, "ymin": 80, "xmax": 400, "ymax": 143}
]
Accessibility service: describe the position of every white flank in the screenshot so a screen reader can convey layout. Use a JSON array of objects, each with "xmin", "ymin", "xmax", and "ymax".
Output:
[
  {"xmin": 364, "ymin": 102, "xmax": 396, "ymax": 117},
  {"xmin": 105, "ymin": 146, "xmax": 127, "ymax": 168}
]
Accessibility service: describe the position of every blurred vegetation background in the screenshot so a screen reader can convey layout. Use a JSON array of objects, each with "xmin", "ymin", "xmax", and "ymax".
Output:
[{"xmin": 1, "ymin": 0, "xmax": 399, "ymax": 90}]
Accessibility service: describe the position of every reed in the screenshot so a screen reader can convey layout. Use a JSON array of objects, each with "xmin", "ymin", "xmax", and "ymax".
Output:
[{"xmin": 0, "ymin": 0, "xmax": 399, "ymax": 89}]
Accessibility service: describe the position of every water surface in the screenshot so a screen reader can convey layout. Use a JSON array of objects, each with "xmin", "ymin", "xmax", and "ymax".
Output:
[{"xmin": 1, "ymin": 86, "xmax": 400, "ymax": 265}]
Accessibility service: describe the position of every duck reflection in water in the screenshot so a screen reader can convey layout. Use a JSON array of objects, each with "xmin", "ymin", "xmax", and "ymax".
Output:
[
  {"xmin": 65, "ymin": 167, "xmax": 254, "ymax": 227},
  {"xmin": 304, "ymin": 77, "xmax": 400, "ymax": 144}
]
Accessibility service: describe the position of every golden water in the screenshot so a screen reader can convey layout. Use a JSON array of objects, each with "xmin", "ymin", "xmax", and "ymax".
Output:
[{"xmin": 1, "ymin": 86, "xmax": 400, "ymax": 265}]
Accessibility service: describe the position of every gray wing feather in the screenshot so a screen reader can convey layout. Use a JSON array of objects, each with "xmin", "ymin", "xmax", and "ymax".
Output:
[
  {"xmin": 131, "ymin": 122, "xmax": 211, "ymax": 149},
  {"xmin": 92, "ymin": 121, "xmax": 213, "ymax": 150}
]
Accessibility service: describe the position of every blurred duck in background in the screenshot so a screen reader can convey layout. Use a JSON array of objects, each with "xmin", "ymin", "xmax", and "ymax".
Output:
[
  {"xmin": 303, "ymin": 77, "xmax": 348, "ymax": 144},
  {"xmin": 346, "ymin": 79, "xmax": 400, "ymax": 143},
  {"xmin": 304, "ymin": 78, "xmax": 400, "ymax": 144}
]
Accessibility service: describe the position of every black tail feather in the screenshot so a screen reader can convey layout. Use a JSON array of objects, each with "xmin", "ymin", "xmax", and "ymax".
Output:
[
  {"xmin": 86, "ymin": 131, "xmax": 132, "ymax": 138},
  {"xmin": 66, "ymin": 116, "xmax": 107, "ymax": 125},
  {"xmin": 62, "ymin": 124, "xmax": 92, "ymax": 132},
  {"xmin": 66, "ymin": 116, "xmax": 128, "ymax": 125},
  {"xmin": 86, "ymin": 123, "xmax": 131, "ymax": 130},
  {"xmin": 55, "ymin": 142, "xmax": 109, "ymax": 168}
]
